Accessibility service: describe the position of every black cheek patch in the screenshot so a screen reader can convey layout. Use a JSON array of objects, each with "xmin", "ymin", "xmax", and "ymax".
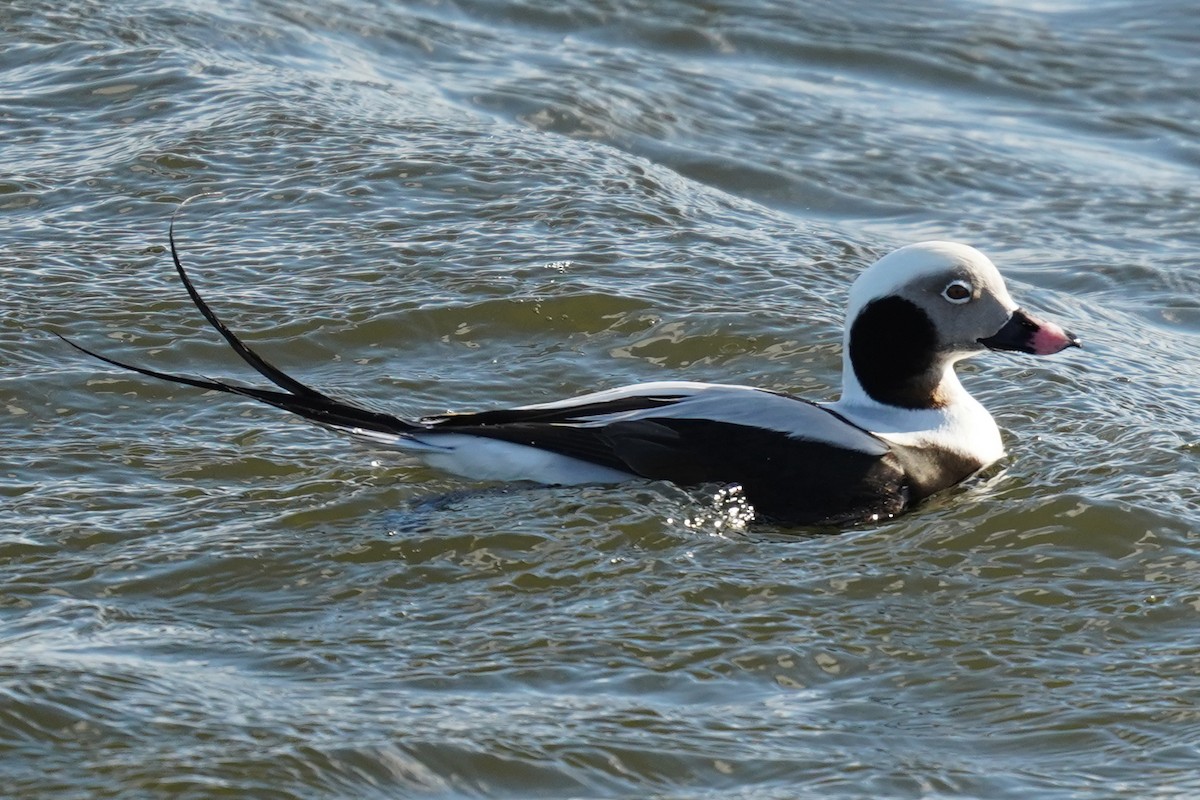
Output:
[{"xmin": 848, "ymin": 296, "xmax": 943, "ymax": 409}]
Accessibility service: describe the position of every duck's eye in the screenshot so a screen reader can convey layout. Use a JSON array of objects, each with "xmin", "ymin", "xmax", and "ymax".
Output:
[{"xmin": 942, "ymin": 280, "xmax": 972, "ymax": 304}]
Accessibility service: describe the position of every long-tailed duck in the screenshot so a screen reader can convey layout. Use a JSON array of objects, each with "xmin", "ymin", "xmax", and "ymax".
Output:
[{"xmin": 62, "ymin": 210, "xmax": 1079, "ymax": 525}]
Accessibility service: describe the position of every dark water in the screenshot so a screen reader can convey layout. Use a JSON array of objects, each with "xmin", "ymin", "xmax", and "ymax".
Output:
[{"xmin": 3, "ymin": 0, "xmax": 1199, "ymax": 797}]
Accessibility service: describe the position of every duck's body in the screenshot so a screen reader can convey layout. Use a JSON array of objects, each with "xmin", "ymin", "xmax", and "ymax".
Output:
[
  {"xmin": 63, "ymin": 213, "xmax": 1079, "ymax": 525},
  {"xmin": 365, "ymin": 379, "xmax": 979, "ymax": 524}
]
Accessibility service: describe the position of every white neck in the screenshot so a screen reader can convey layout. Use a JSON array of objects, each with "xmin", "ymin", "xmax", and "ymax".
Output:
[{"xmin": 827, "ymin": 352, "xmax": 1005, "ymax": 466}]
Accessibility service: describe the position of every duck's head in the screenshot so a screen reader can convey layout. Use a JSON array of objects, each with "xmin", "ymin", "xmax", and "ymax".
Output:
[{"xmin": 840, "ymin": 241, "xmax": 1080, "ymax": 410}]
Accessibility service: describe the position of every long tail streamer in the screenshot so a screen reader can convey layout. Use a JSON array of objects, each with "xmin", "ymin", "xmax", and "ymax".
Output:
[{"xmin": 59, "ymin": 196, "xmax": 418, "ymax": 437}]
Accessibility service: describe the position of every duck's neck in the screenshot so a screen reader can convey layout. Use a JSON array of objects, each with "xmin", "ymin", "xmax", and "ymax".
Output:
[{"xmin": 830, "ymin": 357, "xmax": 1004, "ymax": 468}]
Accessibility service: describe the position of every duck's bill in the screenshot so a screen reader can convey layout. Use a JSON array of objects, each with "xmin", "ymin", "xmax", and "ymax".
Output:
[{"xmin": 978, "ymin": 308, "xmax": 1081, "ymax": 355}]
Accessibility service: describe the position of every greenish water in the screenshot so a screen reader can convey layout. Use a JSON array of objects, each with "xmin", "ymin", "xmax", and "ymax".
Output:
[{"xmin": 3, "ymin": 0, "xmax": 1199, "ymax": 797}]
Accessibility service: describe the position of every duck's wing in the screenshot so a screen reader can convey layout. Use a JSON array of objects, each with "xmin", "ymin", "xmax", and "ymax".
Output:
[
  {"xmin": 415, "ymin": 384, "xmax": 907, "ymax": 524},
  {"xmin": 425, "ymin": 383, "xmax": 888, "ymax": 459}
]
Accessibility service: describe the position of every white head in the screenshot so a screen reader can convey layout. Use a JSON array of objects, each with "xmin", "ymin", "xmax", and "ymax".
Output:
[{"xmin": 838, "ymin": 241, "xmax": 1078, "ymax": 410}]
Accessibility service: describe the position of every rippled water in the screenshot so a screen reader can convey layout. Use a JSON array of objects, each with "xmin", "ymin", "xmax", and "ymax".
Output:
[{"xmin": 3, "ymin": 0, "xmax": 1199, "ymax": 797}]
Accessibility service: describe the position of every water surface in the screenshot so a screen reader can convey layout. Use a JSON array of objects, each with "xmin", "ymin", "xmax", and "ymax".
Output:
[{"xmin": 3, "ymin": 0, "xmax": 1199, "ymax": 797}]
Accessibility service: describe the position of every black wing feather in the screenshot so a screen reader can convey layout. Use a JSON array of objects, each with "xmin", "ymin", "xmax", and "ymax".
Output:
[
  {"xmin": 421, "ymin": 394, "xmax": 680, "ymax": 427},
  {"xmin": 452, "ymin": 414, "xmax": 908, "ymax": 525}
]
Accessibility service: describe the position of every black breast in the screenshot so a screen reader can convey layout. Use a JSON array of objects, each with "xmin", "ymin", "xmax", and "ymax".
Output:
[{"xmin": 887, "ymin": 441, "xmax": 987, "ymax": 504}]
